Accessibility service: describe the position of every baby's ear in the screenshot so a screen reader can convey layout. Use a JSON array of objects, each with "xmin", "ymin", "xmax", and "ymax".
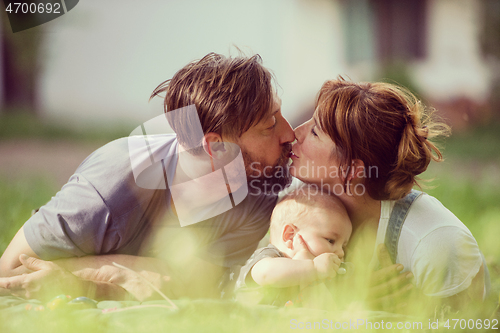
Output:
[{"xmin": 282, "ymin": 224, "xmax": 297, "ymax": 249}]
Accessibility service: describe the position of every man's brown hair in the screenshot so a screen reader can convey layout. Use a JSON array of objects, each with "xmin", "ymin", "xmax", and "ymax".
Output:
[{"xmin": 150, "ymin": 52, "xmax": 275, "ymax": 153}]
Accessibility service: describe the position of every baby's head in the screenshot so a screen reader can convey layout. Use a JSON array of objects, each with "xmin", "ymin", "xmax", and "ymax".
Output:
[{"xmin": 270, "ymin": 186, "xmax": 352, "ymax": 260}]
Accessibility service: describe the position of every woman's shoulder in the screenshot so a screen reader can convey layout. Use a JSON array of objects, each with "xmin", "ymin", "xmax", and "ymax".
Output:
[
  {"xmin": 402, "ymin": 192, "xmax": 473, "ymax": 237},
  {"xmin": 396, "ymin": 192, "xmax": 479, "ymax": 262},
  {"xmin": 396, "ymin": 193, "xmax": 482, "ymax": 297}
]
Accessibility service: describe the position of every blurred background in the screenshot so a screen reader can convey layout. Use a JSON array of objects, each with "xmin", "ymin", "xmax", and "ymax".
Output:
[{"xmin": 0, "ymin": 0, "xmax": 499, "ymax": 301}]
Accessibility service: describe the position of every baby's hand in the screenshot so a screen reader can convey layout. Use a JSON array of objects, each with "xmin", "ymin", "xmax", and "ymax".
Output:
[
  {"xmin": 313, "ymin": 253, "xmax": 341, "ymax": 280},
  {"xmin": 292, "ymin": 234, "xmax": 316, "ymax": 260}
]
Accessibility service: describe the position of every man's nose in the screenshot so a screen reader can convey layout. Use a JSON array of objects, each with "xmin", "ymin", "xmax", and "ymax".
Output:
[{"xmin": 279, "ymin": 117, "xmax": 295, "ymax": 144}]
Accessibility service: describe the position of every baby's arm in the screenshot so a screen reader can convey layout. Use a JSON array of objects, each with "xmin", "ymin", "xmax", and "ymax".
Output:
[{"xmin": 250, "ymin": 252, "xmax": 340, "ymax": 288}]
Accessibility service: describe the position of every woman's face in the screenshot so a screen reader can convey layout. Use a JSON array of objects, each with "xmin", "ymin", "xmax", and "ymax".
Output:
[{"xmin": 290, "ymin": 115, "xmax": 340, "ymax": 185}]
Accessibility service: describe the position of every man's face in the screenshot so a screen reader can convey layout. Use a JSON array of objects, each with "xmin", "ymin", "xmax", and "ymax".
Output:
[{"xmin": 235, "ymin": 95, "xmax": 295, "ymax": 194}]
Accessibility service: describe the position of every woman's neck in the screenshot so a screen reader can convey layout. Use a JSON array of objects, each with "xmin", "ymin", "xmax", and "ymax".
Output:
[{"xmin": 339, "ymin": 193, "xmax": 381, "ymax": 231}]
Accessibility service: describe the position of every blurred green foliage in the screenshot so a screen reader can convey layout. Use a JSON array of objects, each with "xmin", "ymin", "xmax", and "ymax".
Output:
[
  {"xmin": 376, "ymin": 61, "xmax": 422, "ymax": 99},
  {"xmin": 0, "ymin": 112, "xmax": 132, "ymax": 143},
  {"xmin": 440, "ymin": 123, "xmax": 500, "ymax": 161},
  {"xmin": 0, "ymin": 176, "xmax": 57, "ymax": 252}
]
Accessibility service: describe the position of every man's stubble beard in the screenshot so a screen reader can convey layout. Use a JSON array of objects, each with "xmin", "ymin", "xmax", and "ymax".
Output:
[{"xmin": 241, "ymin": 143, "xmax": 292, "ymax": 195}]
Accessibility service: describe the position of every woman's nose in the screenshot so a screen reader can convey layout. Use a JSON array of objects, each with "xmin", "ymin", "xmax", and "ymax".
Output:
[{"xmin": 293, "ymin": 122, "xmax": 308, "ymax": 143}]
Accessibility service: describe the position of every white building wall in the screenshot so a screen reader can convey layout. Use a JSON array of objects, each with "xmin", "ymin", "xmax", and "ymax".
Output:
[
  {"xmin": 36, "ymin": 0, "xmax": 491, "ymax": 127},
  {"xmin": 413, "ymin": 0, "xmax": 490, "ymax": 102},
  {"xmin": 38, "ymin": 0, "xmax": 346, "ymax": 127},
  {"xmin": 278, "ymin": 0, "xmax": 346, "ymax": 116}
]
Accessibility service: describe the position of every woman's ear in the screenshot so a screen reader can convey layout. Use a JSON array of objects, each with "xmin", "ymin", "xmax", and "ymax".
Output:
[
  {"xmin": 347, "ymin": 159, "xmax": 366, "ymax": 181},
  {"xmin": 283, "ymin": 224, "xmax": 298, "ymax": 249}
]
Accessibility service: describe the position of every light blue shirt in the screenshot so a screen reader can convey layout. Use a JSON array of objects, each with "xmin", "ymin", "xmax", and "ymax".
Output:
[{"xmin": 23, "ymin": 135, "xmax": 277, "ymax": 267}]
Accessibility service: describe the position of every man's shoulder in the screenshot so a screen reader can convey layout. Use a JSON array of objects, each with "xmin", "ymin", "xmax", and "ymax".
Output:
[
  {"xmin": 244, "ymin": 191, "xmax": 279, "ymax": 206},
  {"xmin": 73, "ymin": 134, "xmax": 177, "ymax": 210},
  {"xmin": 232, "ymin": 191, "xmax": 278, "ymax": 220},
  {"xmin": 76, "ymin": 134, "xmax": 177, "ymax": 176},
  {"xmin": 86, "ymin": 134, "xmax": 177, "ymax": 163}
]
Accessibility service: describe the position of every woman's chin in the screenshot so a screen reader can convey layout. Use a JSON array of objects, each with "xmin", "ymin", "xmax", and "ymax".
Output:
[
  {"xmin": 289, "ymin": 164, "xmax": 300, "ymax": 179},
  {"xmin": 289, "ymin": 170, "xmax": 308, "ymax": 183}
]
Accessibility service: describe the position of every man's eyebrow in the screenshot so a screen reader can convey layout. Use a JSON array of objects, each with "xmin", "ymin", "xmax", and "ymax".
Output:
[
  {"xmin": 269, "ymin": 104, "xmax": 281, "ymax": 118},
  {"xmin": 263, "ymin": 97, "xmax": 281, "ymax": 123},
  {"xmin": 271, "ymin": 96, "xmax": 282, "ymax": 116}
]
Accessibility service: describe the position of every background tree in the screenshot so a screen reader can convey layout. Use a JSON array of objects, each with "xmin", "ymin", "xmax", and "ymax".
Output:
[
  {"xmin": 1, "ymin": 14, "xmax": 43, "ymax": 115},
  {"xmin": 480, "ymin": 0, "xmax": 500, "ymax": 120}
]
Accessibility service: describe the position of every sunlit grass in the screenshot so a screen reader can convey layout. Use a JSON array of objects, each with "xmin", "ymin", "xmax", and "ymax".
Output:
[
  {"xmin": 0, "ymin": 122, "xmax": 499, "ymax": 332},
  {"xmin": 0, "ymin": 177, "xmax": 57, "ymax": 252},
  {"xmin": 0, "ymin": 166, "xmax": 498, "ymax": 332},
  {"xmin": 0, "ymin": 112, "xmax": 132, "ymax": 143}
]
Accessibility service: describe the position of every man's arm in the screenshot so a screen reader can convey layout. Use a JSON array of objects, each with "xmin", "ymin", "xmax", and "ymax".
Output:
[
  {"xmin": 0, "ymin": 254, "xmax": 131, "ymax": 301},
  {"xmin": 0, "ymin": 226, "xmax": 170, "ymax": 301},
  {"xmin": 0, "ymin": 227, "xmax": 128, "ymax": 300},
  {"xmin": 0, "ymin": 253, "xmax": 175, "ymax": 302},
  {"xmin": 0, "ymin": 227, "xmax": 39, "ymax": 277}
]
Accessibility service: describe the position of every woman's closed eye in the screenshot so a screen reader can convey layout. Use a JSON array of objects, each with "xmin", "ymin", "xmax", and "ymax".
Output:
[{"xmin": 311, "ymin": 126, "xmax": 318, "ymax": 137}]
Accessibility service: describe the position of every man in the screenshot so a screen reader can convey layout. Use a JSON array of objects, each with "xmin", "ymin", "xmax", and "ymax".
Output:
[{"xmin": 0, "ymin": 52, "xmax": 295, "ymax": 301}]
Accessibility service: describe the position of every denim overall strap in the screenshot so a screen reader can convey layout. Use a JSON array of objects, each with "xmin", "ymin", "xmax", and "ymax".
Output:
[
  {"xmin": 384, "ymin": 190, "xmax": 490, "ymax": 298},
  {"xmin": 384, "ymin": 190, "xmax": 423, "ymax": 264}
]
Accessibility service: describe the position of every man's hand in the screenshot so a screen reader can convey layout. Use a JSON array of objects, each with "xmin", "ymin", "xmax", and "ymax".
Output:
[
  {"xmin": 55, "ymin": 255, "xmax": 172, "ymax": 301},
  {"xmin": 366, "ymin": 244, "xmax": 414, "ymax": 312},
  {"xmin": 0, "ymin": 254, "xmax": 85, "ymax": 300}
]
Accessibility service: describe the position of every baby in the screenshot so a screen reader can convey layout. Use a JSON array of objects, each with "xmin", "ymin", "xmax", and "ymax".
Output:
[{"xmin": 233, "ymin": 186, "xmax": 352, "ymax": 306}]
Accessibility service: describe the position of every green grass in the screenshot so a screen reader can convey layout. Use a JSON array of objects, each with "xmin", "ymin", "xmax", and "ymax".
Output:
[
  {"xmin": 0, "ymin": 177, "xmax": 58, "ymax": 252},
  {"xmin": 0, "ymin": 112, "xmax": 133, "ymax": 143},
  {"xmin": 439, "ymin": 122, "xmax": 500, "ymax": 161},
  {"xmin": 0, "ymin": 120, "xmax": 499, "ymax": 332}
]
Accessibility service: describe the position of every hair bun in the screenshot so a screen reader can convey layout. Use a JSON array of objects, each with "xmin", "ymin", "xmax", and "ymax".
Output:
[{"xmin": 418, "ymin": 125, "xmax": 429, "ymax": 140}]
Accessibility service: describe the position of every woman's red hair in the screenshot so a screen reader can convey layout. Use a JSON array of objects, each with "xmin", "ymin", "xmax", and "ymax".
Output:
[{"xmin": 316, "ymin": 77, "xmax": 450, "ymax": 200}]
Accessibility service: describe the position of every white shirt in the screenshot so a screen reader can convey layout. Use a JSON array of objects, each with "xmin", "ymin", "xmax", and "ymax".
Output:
[{"xmin": 373, "ymin": 193, "xmax": 482, "ymax": 297}]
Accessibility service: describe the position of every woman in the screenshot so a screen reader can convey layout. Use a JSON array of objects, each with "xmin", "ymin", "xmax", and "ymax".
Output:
[{"xmin": 290, "ymin": 78, "xmax": 486, "ymax": 310}]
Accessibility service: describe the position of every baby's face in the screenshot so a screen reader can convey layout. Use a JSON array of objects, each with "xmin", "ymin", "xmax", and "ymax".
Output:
[{"xmin": 294, "ymin": 206, "xmax": 352, "ymax": 260}]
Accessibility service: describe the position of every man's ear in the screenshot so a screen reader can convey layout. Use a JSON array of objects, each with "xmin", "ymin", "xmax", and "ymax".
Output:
[
  {"xmin": 202, "ymin": 133, "xmax": 225, "ymax": 158},
  {"xmin": 283, "ymin": 224, "xmax": 298, "ymax": 249}
]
